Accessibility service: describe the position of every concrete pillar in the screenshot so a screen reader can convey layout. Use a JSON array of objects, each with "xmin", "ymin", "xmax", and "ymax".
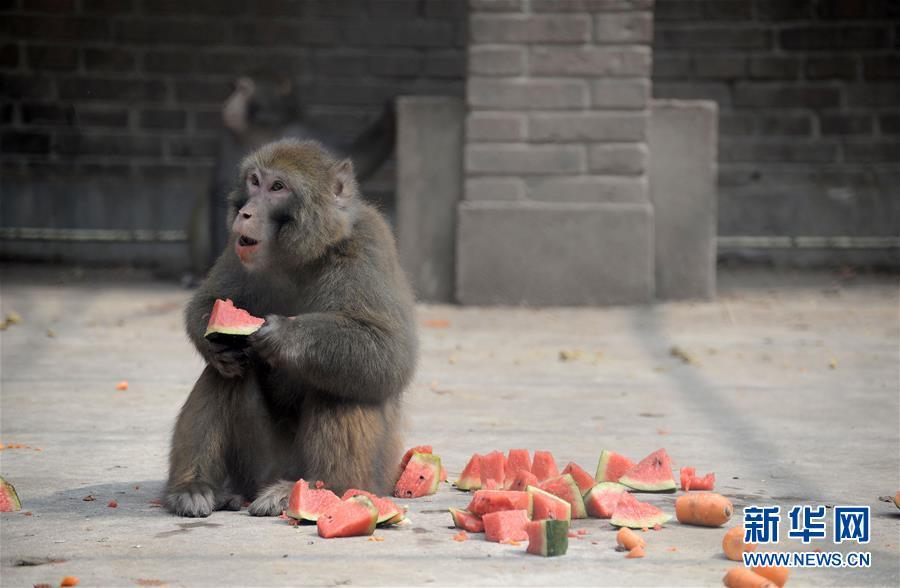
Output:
[
  {"xmin": 649, "ymin": 99, "xmax": 718, "ymax": 301},
  {"xmin": 457, "ymin": 0, "xmax": 656, "ymax": 306},
  {"xmin": 396, "ymin": 96, "xmax": 465, "ymax": 303}
]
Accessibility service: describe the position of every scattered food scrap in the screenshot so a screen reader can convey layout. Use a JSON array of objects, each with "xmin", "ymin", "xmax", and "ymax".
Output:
[
  {"xmin": 669, "ymin": 345, "xmax": 698, "ymax": 365},
  {"xmin": 452, "ymin": 531, "xmax": 468, "ymax": 542},
  {"xmin": 115, "ymin": 381, "xmax": 129, "ymax": 391},
  {"xmin": 675, "ymin": 492, "xmax": 733, "ymax": 527},
  {"xmin": 60, "ymin": 576, "xmax": 80, "ymax": 587},
  {"xmin": 422, "ymin": 319, "xmax": 451, "ymax": 329},
  {"xmin": 0, "ymin": 476, "xmax": 22, "ymax": 512}
]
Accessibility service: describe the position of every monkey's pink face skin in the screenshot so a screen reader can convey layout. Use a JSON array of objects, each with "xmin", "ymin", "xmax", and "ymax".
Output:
[{"xmin": 233, "ymin": 167, "xmax": 291, "ymax": 269}]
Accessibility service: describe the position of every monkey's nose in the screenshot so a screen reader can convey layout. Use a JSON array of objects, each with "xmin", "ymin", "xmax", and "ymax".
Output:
[{"xmin": 242, "ymin": 212, "xmax": 251, "ymax": 219}]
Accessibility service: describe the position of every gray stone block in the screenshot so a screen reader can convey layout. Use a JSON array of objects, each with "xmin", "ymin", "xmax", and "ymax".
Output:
[
  {"xmin": 649, "ymin": 99, "xmax": 718, "ymax": 301},
  {"xmin": 396, "ymin": 96, "xmax": 465, "ymax": 303},
  {"xmin": 456, "ymin": 201, "xmax": 654, "ymax": 305}
]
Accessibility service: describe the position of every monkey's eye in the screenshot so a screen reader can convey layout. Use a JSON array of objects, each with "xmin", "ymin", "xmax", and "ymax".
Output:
[
  {"xmin": 250, "ymin": 174, "xmax": 260, "ymax": 186},
  {"xmin": 271, "ymin": 180, "xmax": 284, "ymax": 192}
]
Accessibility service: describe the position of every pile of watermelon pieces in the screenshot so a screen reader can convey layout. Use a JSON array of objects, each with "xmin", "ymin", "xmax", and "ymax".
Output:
[
  {"xmin": 285, "ymin": 479, "xmax": 407, "ymax": 538},
  {"xmin": 449, "ymin": 447, "xmax": 715, "ymax": 556}
]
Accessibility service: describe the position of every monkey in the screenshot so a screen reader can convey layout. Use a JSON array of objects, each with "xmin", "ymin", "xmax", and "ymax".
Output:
[
  {"xmin": 167, "ymin": 139, "xmax": 417, "ymax": 518},
  {"xmin": 189, "ymin": 71, "xmax": 396, "ymax": 275}
]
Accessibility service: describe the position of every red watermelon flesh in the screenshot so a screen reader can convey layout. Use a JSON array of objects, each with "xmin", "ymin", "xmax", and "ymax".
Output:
[
  {"xmin": 539, "ymin": 474, "xmax": 587, "ymax": 519},
  {"xmin": 341, "ymin": 489, "xmax": 402, "ymax": 525},
  {"xmin": 680, "ymin": 467, "xmax": 715, "ymax": 491},
  {"xmin": 509, "ymin": 470, "xmax": 539, "ymax": 492},
  {"xmin": 480, "ymin": 451, "xmax": 506, "ymax": 490},
  {"xmin": 449, "ymin": 507, "xmax": 485, "ymax": 533},
  {"xmin": 561, "ymin": 462, "xmax": 596, "ymax": 494},
  {"xmin": 466, "ymin": 490, "xmax": 532, "ymax": 517},
  {"xmin": 400, "ymin": 445, "xmax": 432, "ymax": 470},
  {"xmin": 317, "ymin": 495, "xmax": 378, "ymax": 538},
  {"xmin": 286, "ymin": 479, "xmax": 341, "ymax": 521},
  {"xmin": 483, "ymin": 509, "xmax": 530, "ymax": 543},
  {"xmin": 532, "ymin": 451, "xmax": 559, "ymax": 482},
  {"xmin": 609, "ymin": 491, "xmax": 671, "ymax": 529},
  {"xmin": 527, "ymin": 485, "xmax": 572, "ymax": 521},
  {"xmin": 595, "ymin": 449, "xmax": 635, "ymax": 483},
  {"xmin": 204, "ymin": 298, "xmax": 264, "ymax": 339},
  {"xmin": 583, "ymin": 482, "xmax": 627, "ymax": 519},
  {"xmin": 618, "ymin": 448, "xmax": 676, "ymax": 492},
  {"xmin": 456, "ymin": 453, "xmax": 482, "ymax": 491},
  {"xmin": 504, "ymin": 449, "xmax": 533, "ymax": 488},
  {"xmin": 0, "ymin": 477, "xmax": 21, "ymax": 512},
  {"xmin": 394, "ymin": 453, "xmax": 441, "ymax": 498}
]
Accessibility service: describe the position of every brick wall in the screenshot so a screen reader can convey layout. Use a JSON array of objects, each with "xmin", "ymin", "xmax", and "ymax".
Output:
[
  {"xmin": 0, "ymin": 0, "xmax": 466, "ymax": 267},
  {"xmin": 653, "ymin": 0, "xmax": 900, "ymax": 265}
]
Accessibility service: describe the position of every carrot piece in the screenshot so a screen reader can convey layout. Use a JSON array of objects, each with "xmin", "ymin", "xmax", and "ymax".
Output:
[
  {"xmin": 625, "ymin": 546, "xmax": 645, "ymax": 558},
  {"xmin": 751, "ymin": 566, "xmax": 789, "ymax": 587},
  {"xmin": 453, "ymin": 531, "xmax": 468, "ymax": 542},
  {"xmin": 675, "ymin": 492, "xmax": 733, "ymax": 527},
  {"xmin": 723, "ymin": 568, "xmax": 776, "ymax": 588},
  {"xmin": 616, "ymin": 527, "xmax": 645, "ymax": 551},
  {"xmin": 61, "ymin": 577, "xmax": 80, "ymax": 587},
  {"xmin": 115, "ymin": 381, "xmax": 128, "ymax": 391},
  {"xmin": 723, "ymin": 526, "xmax": 757, "ymax": 561}
]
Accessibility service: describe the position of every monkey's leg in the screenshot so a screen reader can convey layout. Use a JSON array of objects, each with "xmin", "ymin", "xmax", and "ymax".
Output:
[{"xmin": 165, "ymin": 366, "xmax": 246, "ymax": 517}]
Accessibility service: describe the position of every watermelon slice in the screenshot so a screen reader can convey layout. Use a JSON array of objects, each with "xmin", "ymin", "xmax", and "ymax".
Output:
[
  {"xmin": 561, "ymin": 462, "xmax": 596, "ymax": 495},
  {"xmin": 466, "ymin": 490, "xmax": 533, "ymax": 518},
  {"xmin": 680, "ymin": 466, "xmax": 715, "ymax": 491},
  {"xmin": 610, "ymin": 491, "xmax": 671, "ymax": 529},
  {"xmin": 595, "ymin": 449, "xmax": 635, "ymax": 483},
  {"xmin": 286, "ymin": 479, "xmax": 341, "ymax": 521},
  {"xmin": 527, "ymin": 485, "xmax": 571, "ymax": 521},
  {"xmin": 317, "ymin": 495, "xmax": 378, "ymax": 538},
  {"xmin": 532, "ymin": 451, "xmax": 559, "ymax": 482},
  {"xmin": 0, "ymin": 477, "xmax": 21, "ymax": 512},
  {"xmin": 204, "ymin": 298, "xmax": 264, "ymax": 343},
  {"xmin": 394, "ymin": 453, "xmax": 441, "ymax": 498},
  {"xmin": 509, "ymin": 470, "xmax": 539, "ymax": 492},
  {"xmin": 480, "ymin": 451, "xmax": 506, "ymax": 489},
  {"xmin": 483, "ymin": 509, "xmax": 529, "ymax": 543},
  {"xmin": 584, "ymin": 482, "xmax": 627, "ymax": 519},
  {"xmin": 449, "ymin": 507, "xmax": 484, "ymax": 533},
  {"xmin": 341, "ymin": 489, "xmax": 402, "ymax": 525},
  {"xmin": 539, "ymin": 474, "xmax": 587, "ymax": 519},
  {"xmin": 504, "ymin": 449, "xmax": 532, "ymax": 488},
  {"xmin": 526, "ymin": 519, "xmax": 569, "ymax": 557},
  {"xmin": 400, "ymin": 445, "xmax": 432, "ymax": 471},
  {"xmin": 619, "ymin": 449, "xmax": 676, "ymax": 492},
  {"xmin": 456, "ymin": 453, "xmax": 482, "ymax": 491}
]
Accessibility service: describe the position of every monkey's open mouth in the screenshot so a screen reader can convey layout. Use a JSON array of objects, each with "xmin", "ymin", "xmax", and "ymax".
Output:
[{"xmin": 238, "ymin": 235, "xmax": 259, "ymax": 247}]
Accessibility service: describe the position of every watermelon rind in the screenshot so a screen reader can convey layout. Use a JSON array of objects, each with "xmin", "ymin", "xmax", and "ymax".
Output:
[
  {"xmin": 341, "ymin": 489, "xmax": 402, "ymax": 525},
  {"xmin": 456, "ymin": 453, "xmax": 482, "ymax": 491},
  {"xmin": 526, "ymin": 485, "xmax": 572, "ymax": 522},
  {"xmin": 449, "ymin": 507, "xmax": 485, "ymax": 533},
  {"xmin": 583, "ymin": 482, "xmax": 627, "ymax": 519},
  {"xmin": 610, "ymin": 493, "xmax": 672, "ymax": 529},
  {"xmin": 204, "ymin": 298, "xmax": 264, "ymax": 339},
  {"xmin": 595, "ymin": 449, "xmax": 635, "ymax": 483},
  {"xmin": 0, "ymin": 476, "xmax": 21, "ymax": 512},
  {"xmin": 618, "ymin": 449, "xmax": 676, "ymax": 492},
  {"xmin": 526, "ymin": 519, "xmax": 569, "ymax": 557},
  {"xmin": 394, "ymin": 453, "xmax": 441, "ymax": 498},
  {"xmin": 317, "ymin": 495, "xmax": 378, "ymax": 538},
  {"xmin": 561, "ymin": 462, "xmax": 596, "ymax": 495}
]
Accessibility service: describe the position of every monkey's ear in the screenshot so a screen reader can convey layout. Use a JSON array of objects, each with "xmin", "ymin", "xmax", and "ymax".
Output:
[{"xmin": 331, "ymin": 159, "xmax": 355, "ymax": 207}]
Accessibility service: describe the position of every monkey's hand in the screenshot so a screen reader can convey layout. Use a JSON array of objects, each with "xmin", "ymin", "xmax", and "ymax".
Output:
[
  {"xmin": 206, "ymin": 341, "xmax": 250, "ymax": 379},
  {"xmin": 248, "ymin": 315, "xmax": 294, "ymax": 367}
]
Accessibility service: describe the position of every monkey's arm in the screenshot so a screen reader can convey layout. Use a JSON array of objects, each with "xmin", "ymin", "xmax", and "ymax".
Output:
[{"xmin": 250, "ymin": 311, "xmax": 415, "ymax": 404}]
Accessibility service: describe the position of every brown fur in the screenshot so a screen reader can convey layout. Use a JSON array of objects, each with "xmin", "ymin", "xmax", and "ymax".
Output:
[{"xmin": 166, "ymin": 140, "xmax": 417, "ymax": 517}]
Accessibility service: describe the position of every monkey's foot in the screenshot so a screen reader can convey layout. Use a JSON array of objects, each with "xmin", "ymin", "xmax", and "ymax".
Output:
[
  {"xmin": 165, "ymin": 483, "xmax": 217, "ymax": 518},
  {"xmin": 218, "ymin": 493, "xmax": 243, "ymax": 511},
  {"xmin": 248, "ymin": 480, "xmax": 293, "ymax": 516}
]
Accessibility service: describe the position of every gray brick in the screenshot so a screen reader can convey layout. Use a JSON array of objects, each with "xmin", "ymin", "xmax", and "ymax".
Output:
[
  {"xmin": 469, "ymin": 0, "xmax": 523, "ymax": 12},
  {"xmin": 139, "ymin": 109, "xmax": 186, "ymax": 130},
  {"xmin": 757, "ymin": 114, "xmax": 812, "ymax": 136},
  {"xmin": 466, "ymin": 112, "xmax": 526, "ymax": 142},
  {"xmin": 805, "ymin": 56, "xmax": 858, "ymax": 79},
  {"xmin": 694, "ymin": 55, "xmax": 746, "ymax": 79},
  {"xmin": 653, "ymin": 81, "xmax": 733, "ymax": 106},
  {"xmin": 467, "ymin": 78, "xmax": 588, "ymax": 110},
  {"xmin": 779, "ymin": 26, "xmax": 889, "ymax": 51},
  {"xmin": 530, "ymin": 112, "xmax": 647, "ymax": 142},
  {"xmin": 75, "ymin": 106, "xmax": 129, "ymax": 128},
  {"xmin": 368, "ymin": 50, "xmax": 422, "ymax": 78},
  {"xmin": 733, "ymin": 84, "xmax": 841, "ymax": 109},
  {"xmin": 845, "ymin": 83, "xmax": 900, "ymax": 107},
  {"xmin": 654, "ymin": 26, "xmax": 770, "ymax": 50},
  {"xmin": 470, "ymin": 15, "xmax": 590, "ymax": 44},
  {"xmin": 59, "ymin": 78, "xmax": 167, "ymax": 101},
  {"xmin": 26, "ymin": 46, "xmax": 78, "ymax": 71},
  {"xmin": 719, "ymin": 113, "xmax": 756, "ymax": 135},
  {"xmin": 531, "ymin": 0, "xmax": 654, "ymax": 11},
  {"xmin": 424, "ymin": 50, "xmax": 466, "ymax": 78},
  {"xmin": 863, "ymin": 55, "xmax": 900, "ymax": 80},
  {"xmin": 819, "ymin": 114, "xmax": 873, "ymax": 135},
  {"xmin": 465, "ymin": 177, "xmax": 525, "ymax": 201},
  {"xmin": 749, "ymin": 56, "xmax": 801, "ymax": 79},
  {"xmin": 144, "ymin": 51, "xmax": 196, "ymax": 74},
  {"xmin": 652, "ymin": 55, "xmax": 691, "ymax": 79},
  {"xmin": 591, "ymin": 79, "xmax": 650, "ymax": 109},
  {"xmin": 527, "ymin": 175, "xmax": 647, "ymax": 202},
  {"xmin": 844, "ymin": 141, "xmax": 900, "ymax": 163},
  {"xmin": 468, "ymin": 46, "xmax": 525, "ymax": 76},
  {"xmin": 588, "ymin": 143, "xmax": 648, "ymax": 174},
  {"xmin": 720, "ymin": 141, "xmax": 838, "ymax": 163},
  {"xmin": 594, "ymin": 11, "xmax": 653, "ymax": 44},
  {"xmin": 465, "ymin": 144, "xmax": 585, "ymax": 175},
  {"xmin": 880, "ymin": 114, "xmax": 900, "ymax": 134},
  {"xmin": 530, "ymin": 46, "xmax": 650, "ymax": 77},
  {"xmin": 83, "ymin": 47, "xmax": 135, "ymax": 72}
]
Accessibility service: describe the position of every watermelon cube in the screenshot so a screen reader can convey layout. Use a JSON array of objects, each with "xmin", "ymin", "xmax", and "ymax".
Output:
[
  {"xmin": 483, "ymin": 509, "xmax": 530, "ymax": 543},
  {"xmin": 526, "ymin": 519, "xmax": 569, "ymax": 557}
]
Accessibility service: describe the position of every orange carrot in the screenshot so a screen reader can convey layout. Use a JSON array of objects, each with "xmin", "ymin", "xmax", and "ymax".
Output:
[
  {"xmin": 60, "ymin": 577, "xmax": 80, "ymax": 587},
  {"xmin": 751, "ymin": 566, "xmax": 789, "ymax": 587},
  {"xmin": 115, "ymin": 380, "xmax": 128, "ymax": 391},
  {"xmin": 723, "ymin": 568, "xmax": 776, "ymax": 588},
  {"xmin": 723, "ymin": 526, "xmax": 757, "ymax": 561},
  {"xmin": 625, "ymin": 546, "xmax": 645, "ymax": 558},
  {"xmin": 675, "ymin": 492, "xmax": 733, "ymax": 527},
  {"xmin": 616, "ymin": 527, "xmax": 645, "ymax": 551}
]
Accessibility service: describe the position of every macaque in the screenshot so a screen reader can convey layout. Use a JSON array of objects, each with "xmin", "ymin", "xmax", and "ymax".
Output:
[
  {"xmin": 167, "ymin": 139, "xmax": 417, "ymax": 517},
  {"xmin": 193, "ymin": 71, "xmax": 396, "ymax": 272}
]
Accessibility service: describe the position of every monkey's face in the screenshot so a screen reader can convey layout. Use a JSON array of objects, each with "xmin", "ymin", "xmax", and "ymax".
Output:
[{"xmin": 231, "ymin": 166, "xmax": 292, "ymax": 270}]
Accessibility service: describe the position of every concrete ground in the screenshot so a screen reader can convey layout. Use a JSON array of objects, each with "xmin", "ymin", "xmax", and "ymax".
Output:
[{"xmin": 1, "ymin": 264, "xmax": 898, "ymax": 587}]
